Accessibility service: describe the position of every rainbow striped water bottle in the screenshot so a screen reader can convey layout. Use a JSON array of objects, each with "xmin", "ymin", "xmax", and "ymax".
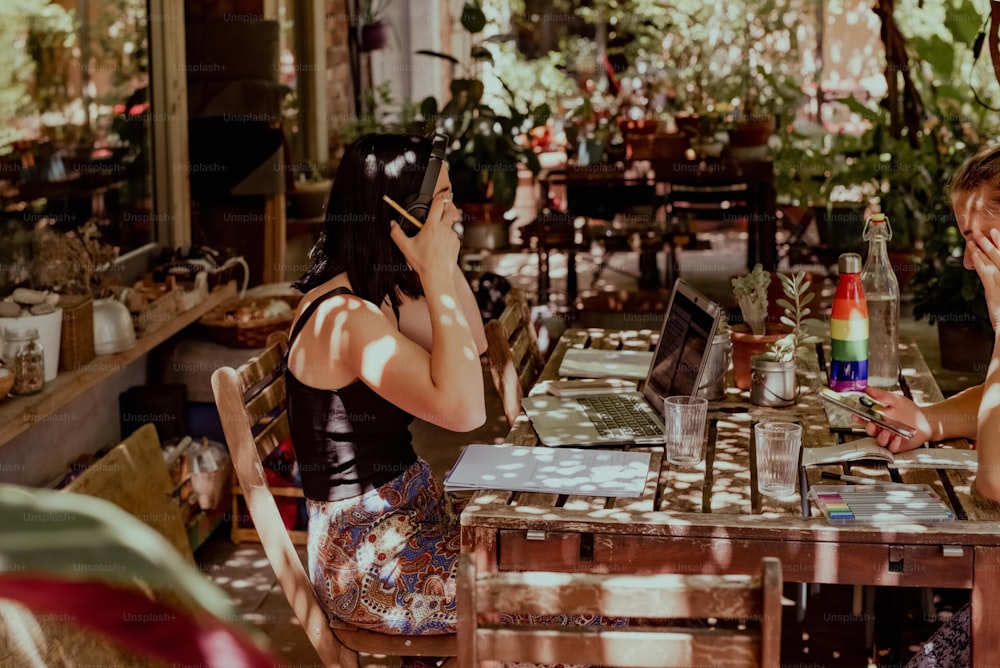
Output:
[{"xmin": 830, "ymin": 253, "xmax": 868, "ymax": 391}]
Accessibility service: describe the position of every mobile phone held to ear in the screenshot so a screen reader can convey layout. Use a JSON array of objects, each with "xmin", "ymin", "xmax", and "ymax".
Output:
[{"xmin": 818, "ymin": 387, "xmax": 917, "ymax": 439}]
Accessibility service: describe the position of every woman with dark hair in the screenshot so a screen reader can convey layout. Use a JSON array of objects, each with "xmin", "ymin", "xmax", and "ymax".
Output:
[
  {"xmin": 284, "ymin": 133, "xmax": 487, "ymax": 641},
  {"xmin": 861, "ymin": 141, "xmax": 1000, "ymax": 667}
]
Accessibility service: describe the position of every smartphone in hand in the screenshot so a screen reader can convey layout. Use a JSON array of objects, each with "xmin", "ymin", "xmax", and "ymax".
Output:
[{"xmin": 818, "ymin": 387, "xmax": 917, "ymax": 439}]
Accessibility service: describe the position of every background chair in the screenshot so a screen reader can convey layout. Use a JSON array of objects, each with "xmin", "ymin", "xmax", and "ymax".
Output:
[
  {"xmin": 483, "ymin": 288, "xmax": 546, "ymax": 426},
  {"xmin": 211, "ymin": 331, "xmax": 457, "ymax": 667},
  {"xmin": 457, "ymin": 554, "xmax": 783, "ymax": 668},
  {"xmin": 563, "ymin": 165, "xmax": 662, "ymax": 290}
]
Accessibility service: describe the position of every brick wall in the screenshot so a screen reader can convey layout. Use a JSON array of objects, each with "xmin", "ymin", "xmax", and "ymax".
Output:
[{"xmin": 326, "ymin": 0, "xmax": 355, "ymax": 158}]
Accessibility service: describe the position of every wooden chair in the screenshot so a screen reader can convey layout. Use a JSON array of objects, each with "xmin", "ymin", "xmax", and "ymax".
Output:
[
  {"xmin": 457, "ymin": 554, "xmax": 783, "ymax": 668},
  {"xmin": 483, "ymin": 288, "xmax": 546, "ymax": 426},
  {"xmin": 211, "ymin": 331, "xmax": 457, "ymax": 667}
]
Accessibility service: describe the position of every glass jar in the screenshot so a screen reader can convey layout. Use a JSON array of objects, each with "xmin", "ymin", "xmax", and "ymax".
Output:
[{"xmin": 5, "ymin": 327, "xmax": 44, "ymax": 395}]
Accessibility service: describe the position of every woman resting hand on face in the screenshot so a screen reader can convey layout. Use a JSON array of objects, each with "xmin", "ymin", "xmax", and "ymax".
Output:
[{"xmin": 860, "ymin": 143, "xmax": 1000, "ymax": 668}]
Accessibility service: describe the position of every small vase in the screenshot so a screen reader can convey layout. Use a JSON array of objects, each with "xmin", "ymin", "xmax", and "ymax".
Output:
[{"xmin": 750, "ymin": 353, "xmax": 798, "ymax": 407}]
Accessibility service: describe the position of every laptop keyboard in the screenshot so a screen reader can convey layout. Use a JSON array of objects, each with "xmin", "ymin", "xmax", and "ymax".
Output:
[{"xmin": 576, "ymin": 395, "xmax": 663, "ymax": 440}]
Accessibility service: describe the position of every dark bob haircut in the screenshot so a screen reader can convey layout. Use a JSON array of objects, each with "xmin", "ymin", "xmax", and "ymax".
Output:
[{"xmin": 293, "ymin": 134, "xmax": 431, "ymax": 313}]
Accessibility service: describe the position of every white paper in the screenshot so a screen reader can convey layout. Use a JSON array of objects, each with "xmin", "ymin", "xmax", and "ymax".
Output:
[
  {"xmin": 444, "ymin": 444, "xmax": 652, "ymax": 497},
  {"xmin": 558, "ymin": 349, "xmax": 654, "ymax": 380},
  {"xmin": 889, "ymin": 448, "xmax": 978, "ymax": 471}
]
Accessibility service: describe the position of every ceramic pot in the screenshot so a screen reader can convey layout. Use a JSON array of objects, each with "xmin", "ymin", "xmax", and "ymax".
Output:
[
  {"xmin": 937, "ymin": 321, "xmax": 992, "ymax": 373},
  {"xmin": 93, "ymin": 298, "xmax": 136, "ymax": 355},
  {"xmin": 288, "ymin": 179, "xmax": 331, "ymax": 220},
  {"xmin": 750, "ymin": 353, "xmax": 798, "ymax": 407},
  {"xmin": 729, "ymin": 323, "xmax": 792, "ymax": 390}
]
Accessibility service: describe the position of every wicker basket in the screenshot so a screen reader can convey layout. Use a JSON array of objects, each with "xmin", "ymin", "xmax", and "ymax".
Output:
[
  {"xmin": 58, "ymin": 295, "xmax": 95, "ymax": 371},
  {"xmin": 199, "ymin": 294, "xmax": 301, "ymax": 348}
]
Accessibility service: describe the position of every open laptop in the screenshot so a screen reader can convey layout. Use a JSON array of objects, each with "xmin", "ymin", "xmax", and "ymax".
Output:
[{"xmin": 523, "ymin": 279, "xmax": 722, "ymax": 446}]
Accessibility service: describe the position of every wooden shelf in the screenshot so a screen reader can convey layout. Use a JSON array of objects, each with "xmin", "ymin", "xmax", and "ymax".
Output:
[{"xmin": 0, "ymin": 280, "xmax": 237, "ymax": 451}]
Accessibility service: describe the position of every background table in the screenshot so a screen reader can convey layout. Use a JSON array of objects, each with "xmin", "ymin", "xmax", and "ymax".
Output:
[{"xmin": 460, "ymin": 328, "xmax": 1000, "ymax": 666}]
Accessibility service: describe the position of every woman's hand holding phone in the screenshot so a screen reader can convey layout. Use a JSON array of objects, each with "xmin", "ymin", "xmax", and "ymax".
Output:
[{"xmin": 853, "ymin": 386, "xmax": 932, "ymax": 452}]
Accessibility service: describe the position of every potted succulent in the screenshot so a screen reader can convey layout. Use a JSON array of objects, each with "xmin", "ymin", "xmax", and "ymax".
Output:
[
  {"xmin": 730, "ymin": 264, "xmax": 789, "ymax": 390},
  {"xmin": 749, "ymin": 271, "xmax": 822, "ymax": 407}
]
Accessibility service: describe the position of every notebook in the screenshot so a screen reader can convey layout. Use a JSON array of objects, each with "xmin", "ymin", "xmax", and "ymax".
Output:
[
  {"xmin": 522, "ymin": 279, "xmax": 722, "ymax": 447},
  {"xmin": 558, "ymin": 349, "xmax": 655, "ymax": 380},
  {"xmin": 802, "ymin": 437, "xmax": 978, "ymax": 471},
  {"xmin": 443, "ymin": 444, "xmax": 652, "ymax": 497}
]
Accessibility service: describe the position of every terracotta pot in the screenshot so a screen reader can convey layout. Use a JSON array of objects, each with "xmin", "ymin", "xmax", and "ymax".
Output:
[
  {"xmin": 675, "ymin": 113, "xmax": 701, "ymax": 139},
  {"xmin": 730, "ymin": 323, "xmax": 792, "ymax": 390},
  {"xmin": 937, "ymin": 321, "xmax": 993, "ymax": 373},
  {"xmin": 888, "ymin": 251, "xmax": 922, "ymax": 292},
  {"xmin": 728, "ymin": 115, "xmax": 777, "ymax": 147}
]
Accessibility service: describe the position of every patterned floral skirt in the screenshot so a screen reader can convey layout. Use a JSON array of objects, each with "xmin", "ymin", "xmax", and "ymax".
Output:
[
  {"xmin": 905, "ymin": 603, "xmax": 970, "ymax": 668},
  {"xmin": 307, "ymin": 457, "xmax": 623, "ymax": 665},
  {"xmin": 307, "ymin": 459, "xmax": 459, "ymax": 635}
]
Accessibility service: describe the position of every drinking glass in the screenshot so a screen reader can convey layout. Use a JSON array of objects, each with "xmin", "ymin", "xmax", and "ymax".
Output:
[
  {"xmin": 664, "ymin": 396, "xmax": 709, "ymax": 466},
  {"xmin": 755, "ymin": 422, "xmax": 802, "ymax": 498}
]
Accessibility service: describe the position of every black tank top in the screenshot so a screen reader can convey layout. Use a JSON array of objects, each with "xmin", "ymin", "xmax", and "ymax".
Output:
[{"xmin": 285, "ymin": 286, "xmax": 417, "ymax": 501}]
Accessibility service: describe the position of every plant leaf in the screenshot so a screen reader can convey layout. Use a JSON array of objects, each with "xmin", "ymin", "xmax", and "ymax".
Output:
[
  {"xmin": 415, "ymin": 49, "xmax": 460, "ymax": 65},
  {"xmin": 460, "ymin": 4, "xmax": 487, "ymax": 33}
]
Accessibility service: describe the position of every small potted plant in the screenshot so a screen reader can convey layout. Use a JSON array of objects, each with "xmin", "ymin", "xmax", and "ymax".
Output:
[
  {"xmin": 358, "ymin": 0, "xmax": 392, "ymax": 52},
  {"xmin": 749, "ymin": 271, "xmax": 823, "ymax": 407},
  {"xmin": 730, "ymin": 263, "xmax": 789, "ymax": 390},
  {"xmin": 288, "ymin": 162, "xmax": 332, "ymax": 221}
]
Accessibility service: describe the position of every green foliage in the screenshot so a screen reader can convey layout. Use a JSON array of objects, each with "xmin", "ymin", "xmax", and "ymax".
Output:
[
  {"xmin": 413, "ymin": 3, "xmax": 548, "ymax": 209},
  {"xmin": 890, "ymin": 0, "xmax": 999, "ymax": 332},
  {"xmin": 0, "ymin": 0, "xmax": 77, "ymax": 148},
  {"xmin": 731, "ymin": 263, "xmax": 771, "ymax": 335},
  {"xmin": 770, "ymin": 271, "xmax": 823, "ymax": 363},
  {"xmin": 88, "ymin": 0, "xmax": 147, "ymax": 105}
]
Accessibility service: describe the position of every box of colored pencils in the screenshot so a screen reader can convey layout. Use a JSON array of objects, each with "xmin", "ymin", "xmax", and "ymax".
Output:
[{"xmin": 809, "ymin": 484, "xmax": 955, "ymax": 525}]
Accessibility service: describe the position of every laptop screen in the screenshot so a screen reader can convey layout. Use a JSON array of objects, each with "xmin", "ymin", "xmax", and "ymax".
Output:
[{"xmin": 643, "ymin": 281, "xmax": 721, "ymax": 412}]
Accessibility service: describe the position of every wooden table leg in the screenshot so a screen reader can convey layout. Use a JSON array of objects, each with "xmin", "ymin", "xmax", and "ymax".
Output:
[{"xmin": 972, "ymin": 546, "xmax": 1000, "ymax": 666}]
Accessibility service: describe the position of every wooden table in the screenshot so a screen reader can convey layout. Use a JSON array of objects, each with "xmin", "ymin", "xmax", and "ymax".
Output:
[{"xmin": 461, "ymin": 328, "xmax": 1000, "ymax": 666}]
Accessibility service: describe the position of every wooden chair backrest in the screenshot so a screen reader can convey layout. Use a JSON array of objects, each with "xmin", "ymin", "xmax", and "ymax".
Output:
[
  {"xmin": 662, "ymin": 163, "xmax": 752, "ymax": 224},
  {"xmin": 457, "ymin": 554, "xmax": 783, "ymax": 668},
  {"xmin": 483, "ymin": 288, "xmax": 545, "ymax": 425},
  {"xmin": 211, "ymin": 331, "xmax": 345, "ymax": 665}
]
